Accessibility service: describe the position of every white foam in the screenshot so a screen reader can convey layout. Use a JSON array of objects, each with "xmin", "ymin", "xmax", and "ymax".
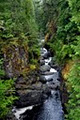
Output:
[
  {"xmin": 45, "ymin": 62, "xmax": 48, "ymax": 65},
  {"xmin": 41, "ymin": 48, "xmax": 48, "ymax": 56},
  {"xmin": 51, "ymin": 90, "xmax": 55, "ymax": 95},
  {"xmin": 45, "ymin": 57, "xmax": 52, "ymax": 64},
  {"xmin": 44, "ymin": 74, "xmax": 54, "ymax": 80},
  {"xmin": 41, "ymin": 39, "xmax": 45, "ymax": 43},
  {"xmin": 43, "ymin": 48, "xmax": 47, "ymax": 53},
  {"xmin": 12, "ymin": 106, "xmax": 33, "ymax": 120},
  {"xmin": 50, "ymin": 68, "xmax": 57, "ymax": 73}
]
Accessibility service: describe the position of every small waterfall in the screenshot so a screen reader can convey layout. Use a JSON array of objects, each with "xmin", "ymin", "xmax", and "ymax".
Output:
[{"xmin": 12, "ymin": 106, "xmax": 33, "ymax": 120}]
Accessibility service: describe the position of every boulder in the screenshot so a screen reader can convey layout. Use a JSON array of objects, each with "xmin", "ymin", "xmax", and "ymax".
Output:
[
  {"xmin": 15, "ymin": 73, "xmax": 51, "ymax": 108},
  {"xmin": 15, "ymin": 90, "xmax": 44, "ymax": 107},
  {"xmin": 15, "ymin": 83, "xmax": 51, "ymax": 108},
  {"xmin": 39, "ymin": 76, "xmax": 47, "ymax": 84},
  {"xmin": 40, "ymin": 65, "xmax": 51, "ymax": 72}
]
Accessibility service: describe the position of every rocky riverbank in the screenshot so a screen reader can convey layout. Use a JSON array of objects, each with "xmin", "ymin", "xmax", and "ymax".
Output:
[
  {"xmin": 11, "ymin": 38, "xmax": 64, "ymax": 120},
  {"xmin": 15, "ymin": 71, "xmax": 51, "ymax": 108}
]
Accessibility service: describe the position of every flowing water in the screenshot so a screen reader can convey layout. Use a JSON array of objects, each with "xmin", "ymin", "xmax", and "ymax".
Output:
[{"xmin": 13, "ymin": 39, "xmax": 64, "ymax": 120}]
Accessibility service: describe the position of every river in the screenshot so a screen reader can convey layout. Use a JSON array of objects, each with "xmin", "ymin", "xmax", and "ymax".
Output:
[{"xmin": 12, "ymin": 39, "xmax": 64, "ymax": 120}]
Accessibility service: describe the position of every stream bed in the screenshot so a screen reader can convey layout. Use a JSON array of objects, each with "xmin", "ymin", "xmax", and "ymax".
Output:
[{"xmin": 12, "ymin": 39, "xmax": 64, "ymax": 120}]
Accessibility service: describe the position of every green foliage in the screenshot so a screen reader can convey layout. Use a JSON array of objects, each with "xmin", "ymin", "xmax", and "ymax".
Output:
[
  {"xmin": 41, "ymin": 0, "xmax": 80, "ymax": 62},
  {"xmin": 0, "ymin": 0, "xmax": 40, "ymax": 64},
  {"xmin": 40, "ymin": 0, "xmax": 80, "ymax": 119},
  {"xmin": 66, "ymin": 61, "xmax": 80, "ymax": 120},
  {"xmin": 0, "ymin": 0, "xmax": 40, "ymax": 117},
  {"xmin": 0, "ymin": 1, "xmax": 40, "ymax": 117},
  {"xmin": 0, "ymin": 79, "xmax": 17, "ymax": 118},
  {"xmin": 29, "ymin": 44, "xmax": 40, "ymax": 63},
  {"xmin": 0, "ymin": 59, "xmax": 17, "ymax": 119},
  {"xmin": 34, "ymin": 0, "xmax": 45, "ymax": 33},
  {"xmin": 0, "ymin": 59, "xmax": 5, "ymax": 77}
]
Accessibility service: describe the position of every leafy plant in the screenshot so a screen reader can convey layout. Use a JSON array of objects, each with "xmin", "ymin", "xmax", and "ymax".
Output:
[
  {"xmin": 0, "ymin": 59, "xmax": 17, "ymax": 119},
  {"xmin": 66, "ymin": 61, "xmax": 80, "ymax": 120},
  {"xmin": 0, "ymin": 79, "xmax": 17, "ymax": 118}
]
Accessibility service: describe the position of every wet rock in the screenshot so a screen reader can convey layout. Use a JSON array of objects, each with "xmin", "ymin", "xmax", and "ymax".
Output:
[
  {"xmin": 17, "ymin": 76, "xmax": 26, "ymax": 84},
  {"xmin": 40, "ymin": 75, "xmax": 54, "ymax": 82},
  {"xmin": 48, "ymin": 61, "xmax": 54, "ymax": 66},
  {"xmin": 41, "ymin": 53, "xmax": 47, "ymax": 59},
  {"xmin": 47, "ymin": 83, "xmax": 57, "ymax": 90},
  {"xmin": 55, "ymin": 91, "xmax": 60, "ymax": 99},
  {"xmin": 41, "ymin": 71, "xmax": 55, "ymax": 75},
  {"xmin": 52, "ymin": 72, "xmax": 59, "ymax": 81},
  {"xmin": 15, "ymin": 72, "xmax": 51, "ymax": 108},
  {"xmin": 41, "ymin": 72, "xmax": 59, "ymax": 82},
  {"xmin": 47, "ymin": 78, "xmax": 53, "ymax": 82},
  {"xmin": 20, "ymin": 104, "xmax": 42, "ymax": 120},
  {"xmin": 40, "ymin": 56, "xmax": 45, "ymax": 61},
  {"xmin": 40, "ymin": 60, "xmax": 45, "ymax": 66},
  {"xmin": 15, "ymin": 90, "xmax": 44, "ymax": 107},
  {"xmin": 6, "ymin": 112, "xmax": 17, "ymax": 120},
  {"xmin": 39, "ymin": 76, "xmax": 47, "ymax": 84},
  {"xmin": 40, "ymin": 65, "xmax": 51, "ymax": 72},
  {"xmin": 47, "ymin": 80, "xmax": 60, "ymax": 90},
  {"xmin": 50, "ymin": 64, "xmax": 59, "ymax": 69},
  {"xmin": 31, "ymin": 82, "xmax": 43, "ymax": 90},
  {"xmin": 42, "ymin": 52, "xmax": 50, "ymax": 59},
  {"xmin": 42, "ymin": 84, "xmax": 51, "ymax": 96},
  {"xmin": 15, "ymin": 83, "xmax": 51, "ymax": 108},
  {"xmin": 53, "ymin": 80, "xmax": 60, "ymax": 88}
]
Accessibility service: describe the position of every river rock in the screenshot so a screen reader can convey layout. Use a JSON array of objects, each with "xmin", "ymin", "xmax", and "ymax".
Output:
[
  {"xmin": 39, "ymin": 76, "xmax": 47, "ymax": 83},
  {"xmin": 40, "ymin": 75, "xmax": 53, "ymax": 83},
  {"xmin": 40, "ymin": 60, "xmax": 45, "ymax": 66},
  {"xmin": 40, "ymin": 71, "xmax": 55, "ymax": 75},
  {"xmin": 47, "ymin": 80, "xmax": 60, "ymax": 90},
  {"xmin": 40, "ymin": 65, "xmax": 51, "ymax": 72},
  {"xmin": 42, "ymin": 52, "xmax": 50, "ymax": 59},
  {"xmin": 6, "ymin": 112, "xmax": 17, "ymax": 120},
  {"xmin": 50, "ymin": 64, "xmax": 59, "ymax": 69},
  {"xmin": 15, "ymin": 72, "xmax": 51, "ymax": 108},
  {"xmin": 47, "ymin": 78, "xmax": 53, "ymax": 82},
  {"xmin": 15, "ymin": 90, "xmax": 44, "ymax": 107},
  {"xmin": 15, "ymin": 84, "xmax": 51, "ymax": 108}
]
